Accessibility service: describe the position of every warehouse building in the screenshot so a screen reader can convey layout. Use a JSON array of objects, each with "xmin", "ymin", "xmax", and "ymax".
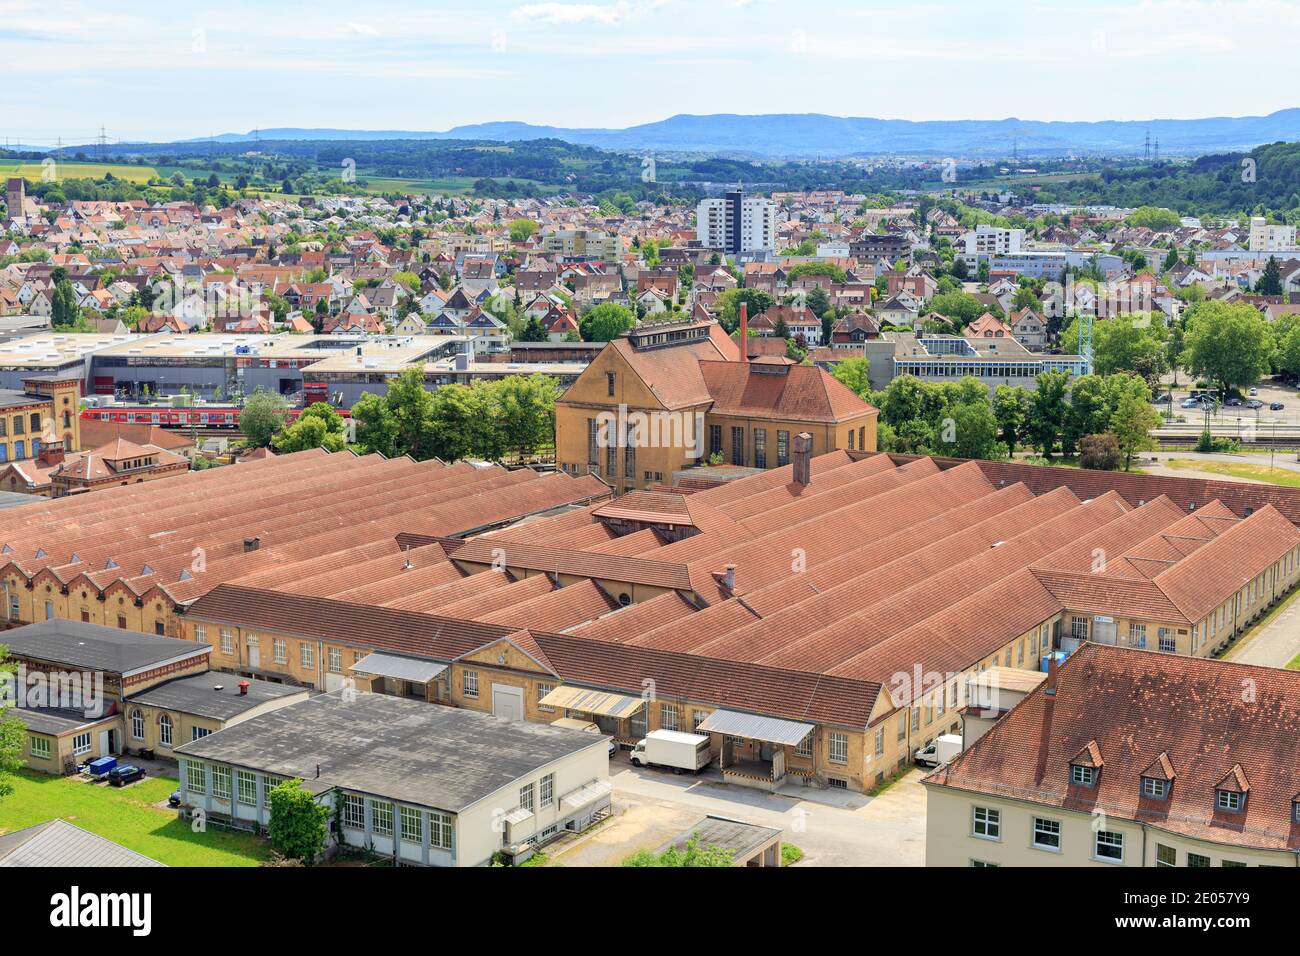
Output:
[
  {"xmin": 175, "ymin": 691, "xmax": 611, "ymax": 866},
  {"xmin": 175, "ymin": 447, "xmax": 1300, "ymax": 796}
]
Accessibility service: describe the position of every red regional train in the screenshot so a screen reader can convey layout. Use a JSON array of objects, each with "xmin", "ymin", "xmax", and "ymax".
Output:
[{"xmin": 80, "ymin": 403, "xmax": 350, "ymax": 429}]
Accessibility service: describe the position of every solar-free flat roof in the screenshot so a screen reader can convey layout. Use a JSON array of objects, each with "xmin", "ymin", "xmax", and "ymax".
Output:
[
  {"xmin": 176, "ymin": 691, "xmax": 607, "ymax": 813},
  {"xmin": 0, "ymin": 619, "xmax": 208, "ymax": 676}
]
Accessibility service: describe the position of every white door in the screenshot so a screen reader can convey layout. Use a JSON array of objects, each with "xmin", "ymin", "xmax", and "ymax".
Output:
[
  {"xmin": 248, "ymin": 645, "xmax": 260, "ymax": 669},
  {"xmin": 98, "ymin": 730, "xmax": 110, "ymax": 756},
  {"xmin": 492, "ymin": 684, "xmax": 525, "ymax": 721}
]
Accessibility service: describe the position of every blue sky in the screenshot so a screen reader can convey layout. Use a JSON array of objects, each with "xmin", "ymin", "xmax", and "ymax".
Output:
[{"xmin": 3, "ymin": 0, "xmax": 1298, "ymax": 145}]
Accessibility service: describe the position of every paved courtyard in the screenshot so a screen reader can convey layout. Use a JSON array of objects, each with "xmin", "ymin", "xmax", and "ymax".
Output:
[
  {"xmin": 1225, "ymin": 589, "xmax": 1300, "ymax": 669},
  {"xmin": 548, "ymin": 758, "xmax": 928, "ymax": 867}
]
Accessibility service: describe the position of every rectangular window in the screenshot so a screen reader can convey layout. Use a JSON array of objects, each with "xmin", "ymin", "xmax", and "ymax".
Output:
[
  {"xmin": 274, "ymin": 639, "xmax": 287, "ymax": 664},
  {"xmin": 709, "ymin": 424, "xmax": 722, "ymax": 457},
  {"xmin": 896, "ymin": 712, "xmax": 907, "ymax": 742},
  {"xmin": 343, "ymin": 794, "xmax": 365, "ymax": 830},
  {"xmin": 372, "ymin": 801, "xmax": 394, "ymax": 837},
  {"xmin": 1032, "ymin": 818, "xmax": 1061, "ymax": 850},
  {"xmin": 328, "ymin": 647, "xmax": 342, "ymax": 674},
  {"xmin": 1070, "ymin": 616, "xmax": 1088, "ymax": 640},
  {"xmin": 519, "ymin": 783, "xmax": 535, "ymax": 813},
  {"xmin": 1217, "ymin": 790, "xmax": 1242, "ymax": 812},
  {"xmin": 777, "ymin": 430, "xmax": 790, "ymax": 466},
  {"xmin": 1155, "ymin": 844, "xmax": 1177, "ymax": 867},
  {"xmin": 753, "ymin": 428, "xmax": 767, "ymax": 469},
  {"xmin": 1158, "ymin": 628, "xmax": 1175, "ymax": 653},
  {"xmin": 828, "ymin": 732, "xmax": 848, "ymax": 765},
  {"xmin": 795, "ymin": 732, "xmax": 814, "ymax": 758},
  {"xmin": 212, "ymin": 765, "xmax": 231, "ymax": 800},
  {"xmin": 191, "ymin": 726, "xmax": 211, "ymax": 741},
  {"xmin": 186, "ymin": 761, "xmax": 206, "ymax": 794},
  {"xmin": 30, "ymin": 737, "xmax": 50, "ymax": 759},
  {"xmin": 972, "ymin": 806, "xmax": 1000, "ymax": 840},
  {"xmin": 540, "ymin": 773, "xmax": 554, "ymax": 808},
  {"xmin": 194, "ymin": 625, "xmax": 208, "ymax": 645},
  {"xmin": 131, "ymin": 711, "xmax": 144, "ymax": 740},
  {"xmin": 606, "ymin": 371, "xmax": 616, "ymax": 397},
  {"xmin": 731, "ymin": 426, "xmax": 744, "ymax": 466},
  {"xmin": 300, "ymin": 642, "xmax": 314, "ymax": 668},
  {"xmin": 236, "ymin": 770, "xmax": 257, "ymax": 806},
  {"xmin": 1071, "ymin": 764, "xmax": 1097, "ymax": 786},
  {"xmin": 1128, "ymin": 623, "xmax": 1146, "ymax": 648},
  {"xmin": 537, "ymin": 683, "xmax": 555, "ymax": 713},
  {"xmin": 587, "ymin": 418, "xmax": 598, "ymax": 465},
  {"xmin": 72, "ymin": 732, "xmax": 92, "ymax": 755},
  {"xmin": 220, "ymin": 629, "xmax": 234, "ymax": 654},
  {"xmin": 874, "ymin": 727, "xmax": 884, "ymax": 757},
  {"xmin": 400, "ymin": 806, "xmax": 423, "ymax": 843},
  {"xmin": 1142, "ymin": 777, "xmax": 1169, "ymax": 799},
  {"xmin": 463, "ymin": 670, "xmax": 479, "ymax": 699},
  {"xmin": 1187, "ymin": 852, "xmax": 1211, "ymax": 868},
  {"xmin": 1095, "ymin": 830, "xmax": 1124, "ymax": 862},
  {"xmin": 692, "ymin": 709, "xmax": 708, "ymax": 731},
  {"xmin": 262, "ymin": 775, "xmax": 283, "ymax": 802},
  {"xmin": 659, "ymin": 703, "xmax": 679, "ymax": 732},
  {"xmin": 430, "ymin": 811, "xmax": 453, "ymax": 850}
]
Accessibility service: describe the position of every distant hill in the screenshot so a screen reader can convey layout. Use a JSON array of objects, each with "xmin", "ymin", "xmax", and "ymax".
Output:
[{"xmin": 187, "ymin": 110, "xmax": 1300, "ymax": 158}]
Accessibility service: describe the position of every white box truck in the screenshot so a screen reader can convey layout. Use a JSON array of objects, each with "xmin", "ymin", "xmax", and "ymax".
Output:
[
  {"xmin": 914, "ymin": 734, "xmax": 961, "ymax": 768},
  {"xmin": 630, "ymin": 729, "xmax": 712, "ymax": 774}
]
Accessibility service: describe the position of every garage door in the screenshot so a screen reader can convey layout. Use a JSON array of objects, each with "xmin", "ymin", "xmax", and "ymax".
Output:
[{"xmin": 492, "ymin": 684, "xmax": 525, "ymax": 721}]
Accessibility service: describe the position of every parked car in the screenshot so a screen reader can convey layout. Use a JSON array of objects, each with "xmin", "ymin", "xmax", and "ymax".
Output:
[
  {"xmin": 1249, "ymin": 387, "xmax": 1259, "ymax": 396},
  {"xmin": 1180, "ymin": 398, "xmax": 1199, "ymax": 408},
  {"xmin": 1247, "ymin": 400, "xmax": 1263, "ymax": 409},
  {"xmin": 1271, "ymin": 402, "xmax": 1286, "ymax": 411},
  {"xmin": 1226, "ymin": 397, "xmax": 1243, "ymax": 407},
  {"xmin": 1154, "ymin": 393, "xmax": 1172, "ymax": 404},
  {"xmin": 107, "ymin": 765, "xmax": 145, "ymax": 787}
]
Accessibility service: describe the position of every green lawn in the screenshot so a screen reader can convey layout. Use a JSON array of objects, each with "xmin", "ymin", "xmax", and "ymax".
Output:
[
  {"xmin": 1165, "ymin": 458, "xmax": 1300, "ymax": 488},
  {"xmin": 0, "ymin": 770, "xmax": 269, "ymax": 866},
  {"xmin": 1286, "ymin": 653, "xmax": 1300, "ymax": 671},
  {"xmin": 0, "ymin": 161, "xmax": 159, "ymax": 184}
]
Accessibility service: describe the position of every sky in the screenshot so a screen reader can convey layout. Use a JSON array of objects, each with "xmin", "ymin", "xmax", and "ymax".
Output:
[{"xmin": 3, "ymin": 0, "xmax": 1299, "ymax": 146}]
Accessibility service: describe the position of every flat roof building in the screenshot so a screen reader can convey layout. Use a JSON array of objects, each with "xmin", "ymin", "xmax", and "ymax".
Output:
[{"xmin": 175, "ymin": 691, "xmax": 611, "ymax": 866}]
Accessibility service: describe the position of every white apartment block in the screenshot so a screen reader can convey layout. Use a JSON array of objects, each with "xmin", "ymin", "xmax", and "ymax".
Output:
[
  {"xmin": 961, "ymin": 224, "xmax": 1025, "ymax": 257},
  {"xmin": 697, "ymin": 191, "xmax": 777, "ymax": 255},
  {"xmin": 1248, "ymin": 216, "xmax": 1298, "ymax": 253}
]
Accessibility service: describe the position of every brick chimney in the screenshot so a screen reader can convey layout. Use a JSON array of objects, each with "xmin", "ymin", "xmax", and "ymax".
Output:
[
  {"xmin": 738, "ymin": 302, "xmax": 749, "ymax": 361},
  {"xmin": 37, "ymin": 441, "xmax": 65, "ymax": 467},
  {"xmin": 722, "ymin": 563, "xmax": 736, "ymax": 590},
  {"xmin": 792, "ymin": 432, "xmax": 812, "ymax": 486},
  {"xmin": 243, "ymin": 536, "xmax": 260, "ymax": 553}
]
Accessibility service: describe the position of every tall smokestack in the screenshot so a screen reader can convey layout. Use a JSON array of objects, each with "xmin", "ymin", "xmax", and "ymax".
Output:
[
  {"xmin": 792, "ymin": 432, "xmax": 812, "ymax": 486},
  {"xmin": 738, "ymin": 302, "xmax": 749, "ymax": 361}
]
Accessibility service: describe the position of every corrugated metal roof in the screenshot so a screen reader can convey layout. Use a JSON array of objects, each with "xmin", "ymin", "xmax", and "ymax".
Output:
[
  {"xmin": 351, "ymin": 652, "xmax": 447, "ymax": 684},
  {"xmin": 695, "ymin": 709, "xmax": 814, "ymax": 746},
  {"xmin": 538, "ymin": 685, "xmax": 644, "ymax": 719}
]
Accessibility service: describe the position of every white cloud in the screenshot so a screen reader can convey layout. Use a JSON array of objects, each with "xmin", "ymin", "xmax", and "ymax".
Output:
[
  {"xmin": 342, "ymin": 22, "xmax": 379, "ymax": 36},
  {"xmin": 511, "ymin": 2, "xmax": 633, "ymax": 24}
]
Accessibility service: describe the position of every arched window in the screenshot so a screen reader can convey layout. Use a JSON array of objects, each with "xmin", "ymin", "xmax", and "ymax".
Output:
[
  {"xmin": 159, "ymin": 714, "xmax": 173, "ymax": 747},
  {"xmin": 131, "ymin": 710, "xmax": 144, "ymax": 740}
]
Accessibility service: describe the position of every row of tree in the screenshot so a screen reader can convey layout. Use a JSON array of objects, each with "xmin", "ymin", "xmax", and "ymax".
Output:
[{"xmin": 831, "ymin": 364, "xmax": 1161, "ymax": 471}]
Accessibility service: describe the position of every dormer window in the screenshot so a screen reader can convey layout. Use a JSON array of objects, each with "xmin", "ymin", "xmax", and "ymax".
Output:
[
  {"xmin": 1142, "ymin": 777, "xmax": 1169, "ymax": 800},
  {"xmin": 1216, "ymin": 789, "xmax": 1244, "ymax": 812},
  {"xmin": 1293, "ymin": 798, "xmax": 1300, "ymax": 824},
  {"xmin": 1071, "ymin": 765, "xmax": 1096, "ymax": 787}
]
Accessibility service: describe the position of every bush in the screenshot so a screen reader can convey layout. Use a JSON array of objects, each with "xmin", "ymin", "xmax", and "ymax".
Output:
[
  {"xmin": 267, "ymin": 779, "xmax": 328, "ymax": 864},
  {"xmin": 1079, "ymin": 432, "xmax": 1121, "ymax": 470}
]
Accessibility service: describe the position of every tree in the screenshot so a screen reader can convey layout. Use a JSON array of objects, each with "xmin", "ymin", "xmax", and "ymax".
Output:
[
  {"xmin": 518, "ymin": 316, "xmax": 548, "ymax": 342},
  {"xmin": 1109, "ymin": 385, "xmax": 1161, "ymax": 471},
  {"xmin": 1256, "ymin": 255, "xmax": 1283, "ymax": 295},
  {"xmin": 267, "ymin": 779, "xmax": 328, "ymax": 864},
  {"xmin": 578, "ymin": 302, "xmax": 635, "ymax": 343},
  {"xmin": 992, "ymin": 385, "xmax": 1028, "ymax": 455},
  {"xmin": 943, "ymin": 400, "xmax": 1002, "ymax": 459},
  {"xmin": 1079, "ymin": 432, "xmax": 1121, "ymax": 471},
  {"xmin": 1026, "ymin": 371, "xmax": 1069, "ymax": 458},
  {"xmin": 621, "ymin": 832, "xmax": 734, "ymax": 867},
  {"xmin": 272, "ymin": 402, "xmax": 347, "ymax": 453},
  {"xmin": 1182, "ymin": 301, "xmax": 1273, "ymax": 397},
  {"xmin": 830, "ymin": 357, "xmax": 873, "ymax": 398},
  {"xmin": 51, "ymin": 279, "xmax": 79, "ymax": 328},
  {"xmin": 929, "ymin": 291, "xmax": 985, "ymax": 328},
  {"xmin": 715, "ymin": 288, "xmax": 774, "ymax": 332},
  {"xmin": 0, "ymin": 645, "xmax": 25, "ymax": 801},
  {"xmin": 494, "ymin": 374, "xmax": 561, "ymax": 459},
  {"xmin": 354, "ymin": 366, "xmax": 438, "ymax": 460},
  {"xmin": 1126, "ymin": 206, "xmax": 1181, "ymax": 231},
  {"xmin": 1062, "ymin": 374, "xmax": 1112, "ymax": 457},
  {"xmin": 239, "ymin": 388, "xmax": 289, "ymax": 448},
  {"xmin": 508, "ymin": 218, "xmax": 539, "ymax": 242}
]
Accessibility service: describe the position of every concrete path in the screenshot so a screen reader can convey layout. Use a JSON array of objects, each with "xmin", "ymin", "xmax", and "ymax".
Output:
[{"xmin": 1223, "ymin": 591, "xmax": 1300, "ymax": 669}]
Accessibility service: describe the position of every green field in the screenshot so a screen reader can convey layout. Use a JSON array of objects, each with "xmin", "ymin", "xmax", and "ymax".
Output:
[
  {"xmin": 0, "ymin": 160, "xmax": 159, "ymax": 184},
  {"xmin": 0, "ymin": 770, "xmax": 269, "ymax": 866},
  {"xmin": 1164, "ymin": 458, "xmax": 1300, "ymax": 488}
]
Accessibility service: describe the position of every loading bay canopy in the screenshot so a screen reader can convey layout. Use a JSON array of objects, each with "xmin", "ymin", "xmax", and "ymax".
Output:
[
  {"xmin": 538, "ymin": 686, "xmax": 645, "ymax": 719},
  {"xmin": 695, "ymin": 709, "xmax": 815, "ymax": 747},
  {"xmin": 351, "ymin": 652, "xmax": 448, "ymax": 684}
]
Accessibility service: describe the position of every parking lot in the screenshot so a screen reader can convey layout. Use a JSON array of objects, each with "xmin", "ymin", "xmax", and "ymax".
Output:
[
  {"xmin": 547, "ymin": 755, "xmax": 928, "ymax": 867},
  {"xmin": 1159, "ymin": 377, "xmax": 1300, "ymax": 429}
]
